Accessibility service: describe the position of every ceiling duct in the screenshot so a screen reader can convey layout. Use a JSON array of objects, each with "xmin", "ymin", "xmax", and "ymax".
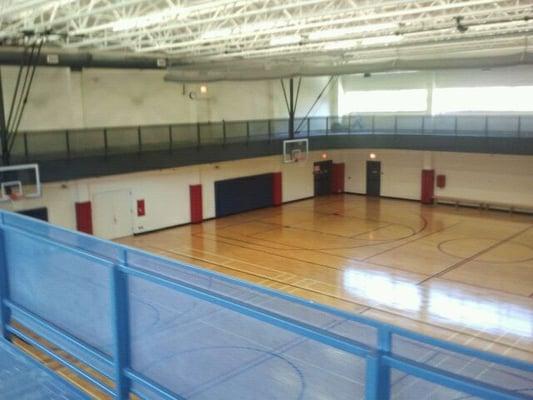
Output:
[
  {"xmin": 0, "ymin": 47, "xmax": 179, "ymax": 70},
  {"xmin": 165, "ymin": 36, "xmax": 533, "ymax": 82}
]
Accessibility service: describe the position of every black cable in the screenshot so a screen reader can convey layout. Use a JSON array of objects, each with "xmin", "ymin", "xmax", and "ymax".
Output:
[
  {"xmin": 9, "ymin": 40, "xmax": 43, "ymax": 153},
  {"xmin": 7, "ymin": 41, "xmax": 37, "ymax": 136},
  {"xmin": 293, "ymin": 76, "xmax": 302, "ymax": 115},
  {"xmin": 295, "ymin": 76, "xmax": 336, "ymax": 134},
  {"xmin": 280, "ymin": 78, "xmax": 291, "ymax": 115},
  {"xmin": 5, "ymin": 46, "xmax": 28, "ymax": 135}
]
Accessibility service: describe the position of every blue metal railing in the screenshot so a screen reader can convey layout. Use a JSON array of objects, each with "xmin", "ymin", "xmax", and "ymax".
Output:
[
  {"xmin": 9, "ymin": 114, "xmax": 533, "ymax": 163},
  {"xmin": 0, "ymin": 210, "xmax": 532, "ymax": 399}
]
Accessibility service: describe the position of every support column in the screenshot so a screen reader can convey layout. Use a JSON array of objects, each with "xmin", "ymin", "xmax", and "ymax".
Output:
[{"xmin": 288, "ymin": 78, "xmax": 295, "ymax": 139}]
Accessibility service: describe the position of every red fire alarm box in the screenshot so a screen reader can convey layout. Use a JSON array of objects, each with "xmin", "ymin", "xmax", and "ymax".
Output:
[
  {"xmin": 436, "ymin": 175, "xmax": 446, "ymax": 188},
  {"xmin": 137, "ymin": 199, "xmax": 145, "ymax": 216}
]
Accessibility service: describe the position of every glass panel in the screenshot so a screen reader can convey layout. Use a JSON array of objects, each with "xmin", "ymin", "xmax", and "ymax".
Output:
[
  {"xmin": 107, "ymin": 127, "xmax": 138, "ymax": 154},
  {"xmin": 171, "ymin": 124, "xmax": 197, "ymax": 148},
  {"xmin": 26, "ymin": 131, "xmax": 67, "ymax": 160},
  {"xmin": 141, "ymin": 126, "xmax": 170, "ymax": 151},
  {"xmin": 69, "ymin": 129, "xmax": 105, "ymax": 157},
  {"xmin": 391, "ymin": 368, "xmax": 483, "ymax": 400},
  {"xmin": 128, "ymin": 274, "xmax": 366, "ymax": 400}
]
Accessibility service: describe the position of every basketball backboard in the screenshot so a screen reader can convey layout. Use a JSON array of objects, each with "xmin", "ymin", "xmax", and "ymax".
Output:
[
  {"xmin": 0, "ymin": 164, "xmax": 41, "ymax": 202},
  {"xmin": 283, "ymin": 138, "xmax": 309, "ymax": 163}
]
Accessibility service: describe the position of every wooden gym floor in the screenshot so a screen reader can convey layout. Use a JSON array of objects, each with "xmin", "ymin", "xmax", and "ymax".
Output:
[{"xmin": 119, "ymin": 194, "xmax": 533, "ymax": 363}]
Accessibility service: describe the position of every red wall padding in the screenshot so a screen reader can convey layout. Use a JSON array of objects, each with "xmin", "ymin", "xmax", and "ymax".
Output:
[
  {"xmin": 421, "ymin": 169, "xmax": 435, "ymax": 204},
  {"xmin": 75, "ymin": 201, "xmax": 93, "ymax": 234},
  {"xmin": 331, "ymin": 163, "xmax": 345, "ymax": 193},
  {"xmin": 272, "ymin": 172, "xmax": 282, "ymax": 206},
  {"xmin": 190, "ymin": 184, "xmax": 203, "ymax": 223}
]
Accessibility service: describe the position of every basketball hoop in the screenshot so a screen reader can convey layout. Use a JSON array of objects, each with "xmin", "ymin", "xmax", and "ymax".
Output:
[
  {"xmin": 0, "ymin": 164, "xmax": 41, "ymax": 203},
  {"xmin": 283, "ymin": 139, "xmax": 309, "ymax": 164},
  {"xmin": 8, "ymin": 192, "xmax": 21, "ymax": 202}
]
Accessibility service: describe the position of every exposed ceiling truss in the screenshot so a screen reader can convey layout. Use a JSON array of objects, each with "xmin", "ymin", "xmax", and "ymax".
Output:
[{"xmin": 0, "ymin": 0, "xmax": 532, "ymax": 78}]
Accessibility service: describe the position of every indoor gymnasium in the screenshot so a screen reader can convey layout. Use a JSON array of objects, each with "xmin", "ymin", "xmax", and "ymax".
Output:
[{"xmin": 0, "ymin": 1, "xmax": 532, "ymax": 399}]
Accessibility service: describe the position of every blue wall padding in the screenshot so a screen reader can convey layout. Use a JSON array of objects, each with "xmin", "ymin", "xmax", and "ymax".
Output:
[{"xmin": 215, "ymin": 173, "xmax": 274, "ymax": 217}]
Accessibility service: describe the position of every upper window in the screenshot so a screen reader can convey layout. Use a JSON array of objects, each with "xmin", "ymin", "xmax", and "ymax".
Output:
[
  {"xmin": 340, "ymin": 89, "xmax": 428, "ymax": 114},
  {"xmin": 432, "ymin": 86, "xmax": 533, "ymax": 114}
]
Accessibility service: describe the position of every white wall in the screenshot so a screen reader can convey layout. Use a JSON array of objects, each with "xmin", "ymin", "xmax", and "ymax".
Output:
[
  {"xmin": 342, "ymin": 149, "xmax": 423, "ymax": 200},
  {"xmin": 0, "ymin": 66, "xmax": 337, "ymax": 131},
  {"xmin": 1, "ymin": 150, "xmax": 532, "ymax": 239},
  {"xmin": 0, "ymin": 66, "xmax": 84, "ymax": 130},
  {"xmin": 434, "ymin": 153, "xmax": 533, "ymax": 205},
  {"xmin": 0, "ymin": 152, "xmax": 323, "ymax": 236}
]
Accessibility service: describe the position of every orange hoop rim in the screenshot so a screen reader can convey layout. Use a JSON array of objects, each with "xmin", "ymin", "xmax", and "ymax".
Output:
[{"xmin": 8, "ymin": 192, "xmax": 21, "ymax": 201}]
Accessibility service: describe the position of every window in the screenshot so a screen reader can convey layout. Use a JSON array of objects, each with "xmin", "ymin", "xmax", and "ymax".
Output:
[
  {"xmin": 432, "ymin": 86, "xmax": 533, "ymax": 114},
  {"xmin": 340, "ymin": 89, "xmax": 428, "ymax": 114}
]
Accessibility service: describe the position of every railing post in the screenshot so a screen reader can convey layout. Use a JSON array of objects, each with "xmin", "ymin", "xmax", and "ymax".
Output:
[
  {"xmin": 268, "ymin": 119, "xmax": 272, "ymax": 143},
  {"xmin": 23, "ymin": 133, "xmax": 29, "ymax": 161},
  {"xmin": 366, "ymin": 328, "xmax": 392, "ymax": 400},
  {"xmin": 307, "ymin": 118, "xmax": 311, "ymax": 137},
  {"xmin": 484, "ymin": 116, "xmax": 489, "ymax": 137},
  {"xmin": 421, "ymin": 117, "xmax": 425, "ymax": 135},
  {"xmin": 110, "ymin": 261, "xmax": 131, "ymax": 400},
  {"xmin": 168, "ymin": 125, "xmax": 173, "ymax": 152},
  {"xmin": 246, "ymin": 121, "xmax": 250, "ymax": 146},
  {"xmin": 454, "ymin": 116, "xmax": 458, "ymax": 136},
  {"xmin": 517, "ymin": 116, "xmax": 521, "ymax": 138},
  {"xmin": 137, "ymin": 126, "xmax": 142, "ymax": 153},
  {"xmin": 103, "ymin": 128, "xmax": 108, "ymax": 157},
  {"xmin": 348, "ymin": 115, "xmax": 352, "ymax": 134},
  {"xmin": 325, "ymin": 116, "xmax": 329, "ymax": 135},
  {"xmin": 0, "ymin": 217, "xmax": 11, "ymax": 341},
  {"xmin": 371, "ymin": 115, "xmax": 375, "ymax": 134},
  {"xmin": 222, "ymin": 120, "xmax": 226, "ymax": 147},
  {"xmin": 196, "ymin": 123, "xmax": 201, "ymax": 150},
  {"xmin": 394, "ymin": 115, "xmax": 398, "ymax": 134},
  {"xmin": 65, "ymin": 130, "xmax": 71, "ymax": 159}
]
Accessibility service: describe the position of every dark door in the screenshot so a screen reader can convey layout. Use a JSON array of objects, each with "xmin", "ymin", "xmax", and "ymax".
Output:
[
  {"xmin": 314, "ymin": 160, "xmax": 333, "ymax": 196},
  {"xmin": 366, "ymin": 161, "xmax": 381, "ymax": 197}
]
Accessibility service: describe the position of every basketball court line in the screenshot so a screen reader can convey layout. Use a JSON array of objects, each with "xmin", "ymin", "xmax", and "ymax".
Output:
[
  {"xmin": 190, "ymin": 221, "xmax": 533, "ymax": 300},
  {"xmin": 194, "ymin": 206, "xmax": 533, "ymax": 301},
  {"xmin": 418, "ymin": 225, "xmax": 533, "ymax": 285},
  {"xmin": 135, "ymin": 242, "xmax": 533, "ymax": 359}
]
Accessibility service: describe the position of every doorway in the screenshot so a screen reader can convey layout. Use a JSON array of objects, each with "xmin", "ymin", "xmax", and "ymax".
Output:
[
  {"xmin": 92, "ymin": 189, "xmax": 133, "ymax": 239},
  {"xmin": 366, "ymin": 161, "xmax": 381, "ymax": 197},
  {"xmin": 314, "ymin": 160, "xmax": 333, "ymax": 196}
]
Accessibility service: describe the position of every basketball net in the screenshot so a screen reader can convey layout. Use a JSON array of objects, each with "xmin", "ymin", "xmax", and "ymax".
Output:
[{"xmin": 8, "ymin": 192, "xmax": 21, "ymax": 203}]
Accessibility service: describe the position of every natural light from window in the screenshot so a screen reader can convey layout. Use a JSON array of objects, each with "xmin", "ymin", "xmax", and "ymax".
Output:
[
  {"xmin": 432, "ymin": 86, "xmax": 533, "ymax": 114},
  {"xmin": 340, "ymin": 89, "xmax": 428, "ymax": 114}
]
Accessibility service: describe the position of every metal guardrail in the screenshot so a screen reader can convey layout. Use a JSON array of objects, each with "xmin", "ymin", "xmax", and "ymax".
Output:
[
  {"xmin": 0, "ymin": 211, "xmax": 532, "ymax": 399},
  {"xmin": 9, "ymin": 114, "xmax": 533, "ymax": 163}
]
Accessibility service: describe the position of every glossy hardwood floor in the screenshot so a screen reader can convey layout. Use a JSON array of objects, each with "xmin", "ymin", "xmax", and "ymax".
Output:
[{"xmin": 119, "ymin": 194, "xmax": 533, "ymax": 363}]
